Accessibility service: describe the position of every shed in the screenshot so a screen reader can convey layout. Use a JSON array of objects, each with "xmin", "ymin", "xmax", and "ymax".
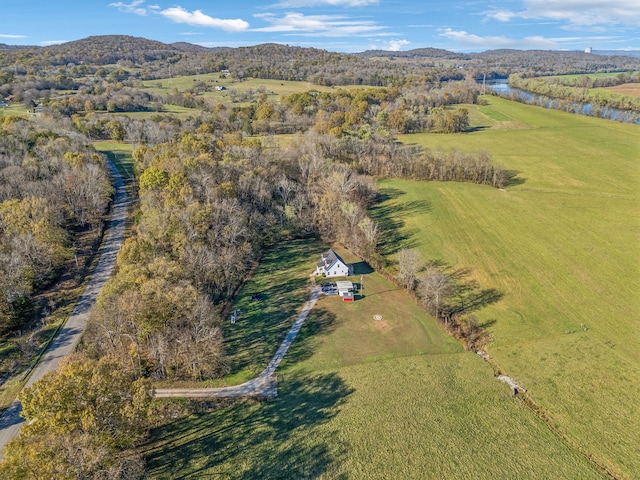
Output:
[{"xmin": 335, "ymin": 281, "xmax": 354, "ymax": 297}]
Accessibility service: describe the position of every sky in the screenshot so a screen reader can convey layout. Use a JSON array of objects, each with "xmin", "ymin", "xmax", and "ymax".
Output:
[{"xmin": 1, "ymin": 0, "xmax": 639, "ymax": 53}]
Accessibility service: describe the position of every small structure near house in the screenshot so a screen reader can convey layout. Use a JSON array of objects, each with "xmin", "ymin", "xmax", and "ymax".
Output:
[
  {"xmin": 335, "ymin": 281, "xmax": 354, "ymax": 298},
  {"xmin": 315, "ymin": 249, "xmax": 353, "ymax": 278},
  {"xmin": 342, "ymin": 291, "xmax": 354, "ymax": 302}
]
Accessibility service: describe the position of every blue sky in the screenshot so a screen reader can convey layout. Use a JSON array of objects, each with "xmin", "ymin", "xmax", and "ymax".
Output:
[{"xmin": 1, "ymin": 0, "xmax": 639, "ymax": 53}]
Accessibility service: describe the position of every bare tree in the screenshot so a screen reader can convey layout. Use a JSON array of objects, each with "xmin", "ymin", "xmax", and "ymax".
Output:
[
  {"xmin": 396, "ymin": 249, "xmax": 423, "ymax": 291},
  {"xmin": 418, "ymin": 266, "xmax": 454, "ymax": 323}
]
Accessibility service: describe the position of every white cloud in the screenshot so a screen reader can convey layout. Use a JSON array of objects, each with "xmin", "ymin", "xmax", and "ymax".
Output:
[
  {"xmin": 253, "ymin": 12, "xmax": 385, "ymax": 36},
  {"xmin": 439, "ymin": 28, "xmax": 558, "ymax": 49},
  {"xmin": 160, "ymin": 7, "xmax": 249, "ymax": 32},
  {"xmin": 0, "ymin": 34, "xmax": 27, "ymax": 39},
  {"xmin": 485, "ymin": 0, "xmax": 640, "ymax": 27},
  {"xmin": 271, "ymin": 0, "xmax": 379, "ymax": 7},
  {"xmin": 486, "ymin": 10, "xmax": 518, "ymax": 22},
  {"xmin": 369, "ymin": 39, "xmax": 410, "ymax": 51},
  {"xmin": 109, "ymin": 0, "xmax": 148, "ymax": 16}
]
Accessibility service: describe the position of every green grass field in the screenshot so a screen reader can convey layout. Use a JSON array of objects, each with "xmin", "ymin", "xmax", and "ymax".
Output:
[
  {"xmin": 145, "ymin": 240, "xmax": 602, "ymax": 478},
  {"xmin": 0, "ymin": 105, "xmax": 30, "ymax": 118},
  {"xmin": 386, "ymin": 96, "xmax": 640, "ymax": 478},
  {"xmin": 92, "ymin": 140, "xmax": 137, "ymax": 196}
]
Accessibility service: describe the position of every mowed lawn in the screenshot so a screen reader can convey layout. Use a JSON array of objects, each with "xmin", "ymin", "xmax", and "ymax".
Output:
[
  {"xmin": 145, "ymin": 242, "xmax": 601, "ymax": 478},
  {"xmin": 384, "ymin": 96, "xmax": 640, "ymax": 478}
]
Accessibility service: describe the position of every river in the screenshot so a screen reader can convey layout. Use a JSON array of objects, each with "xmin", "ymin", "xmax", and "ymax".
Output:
[{"xmin": 486, "ymin": 80, "xmax": 640, "ymax": 125}]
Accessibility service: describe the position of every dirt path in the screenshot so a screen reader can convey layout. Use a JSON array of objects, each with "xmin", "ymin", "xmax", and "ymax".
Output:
[
  {"xmin": 154, "ymin": 286, "xmax": 321, "ymax": 399},
  {"xmin": 0, "ymin": 160, "xmax": 128, "ymax": 457}
]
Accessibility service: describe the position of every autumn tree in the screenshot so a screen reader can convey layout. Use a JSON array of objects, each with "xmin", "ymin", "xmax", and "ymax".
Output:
[{"xmin": 0, "ymin": 356, "xmax": 152, "ymax": 479}]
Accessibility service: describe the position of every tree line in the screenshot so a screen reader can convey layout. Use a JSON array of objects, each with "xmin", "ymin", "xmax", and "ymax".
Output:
[
  {"xmin": 507, "ymin": 74, "xmax": 640, "ymax": 114},
  {"xmin": 0, "ymin": 117, "xmax": 112, "ymax": 338},
  {"xmin": 395, "ymin": 249, "xmax": 498, "ymax": 351}
]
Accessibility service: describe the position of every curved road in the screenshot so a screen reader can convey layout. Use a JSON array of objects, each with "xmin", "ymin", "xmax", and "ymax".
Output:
[
  {"xmin": 154, "ymin": 286, "xmax": 321, "ymax": 399},
  {"xmin": 0, "ymin": 160, "xmax": 128, "ymax": 457}
]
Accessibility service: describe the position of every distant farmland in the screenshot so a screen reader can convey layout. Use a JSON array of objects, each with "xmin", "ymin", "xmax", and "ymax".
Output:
[{"xmin": 602, "ymin": 83, "xmax": 640, "ymax": 97}]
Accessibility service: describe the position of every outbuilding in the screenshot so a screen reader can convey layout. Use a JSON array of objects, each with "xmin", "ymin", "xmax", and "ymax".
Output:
[{"xmin": 335, "ymin": 281, "xmax": 354, "ymax": 297}]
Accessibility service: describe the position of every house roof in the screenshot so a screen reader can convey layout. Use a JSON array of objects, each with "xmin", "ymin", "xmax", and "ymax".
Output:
[{"xmin": 320, "ymin": 249, "xmax": 347, "ymax": 269}]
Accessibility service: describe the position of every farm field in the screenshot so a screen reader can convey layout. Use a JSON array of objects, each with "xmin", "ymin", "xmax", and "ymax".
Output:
[
  {"xmin": 547, "ymin": 72, "xmax": 635, "ymax": 81},
  {"xmin": 601, "ymin": 83, "xmax": 640, "ymax": 97},
  {"xmin": 145, "ymin": 242, "xmax": 601, "ymax": 478},
  {"xmin": 142, "ymin": 73, "xmax": 367, "ymax": 100},
  {"xmin": 388, "ymin": 96, "xmax": 640, "ymax": 478}
]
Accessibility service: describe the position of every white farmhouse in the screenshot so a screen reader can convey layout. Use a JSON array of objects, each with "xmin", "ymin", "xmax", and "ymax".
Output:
[{"xmin": 315, "ymin": 249, "xmax": 353, "ymax": 278}]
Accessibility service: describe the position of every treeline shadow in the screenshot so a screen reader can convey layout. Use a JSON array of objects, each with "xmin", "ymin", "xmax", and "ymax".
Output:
[
  {"xmin": 447, "ymin": 267, "xmax": 504, "ymax": 316},
  {"xmin": 351, "ymin": 261, "xmax": 373, "ymax": 275},
  {"xmin": 503, "ymin": 170, "xmax": 526, "ymax": 187},
  {"xmin": 224, "ymin": 274, "xmax": 312, "ymax": 375},
  {"xmin": 282, "ymin": 308, "xmax": 338, "ymax": 367},
  {"xmin": 144, "ymin": 371, "xmax": 353, "ymax": 479},
  {"xmin": 370, "ymin": 188, "xmax": 430, "ymax": 255}
]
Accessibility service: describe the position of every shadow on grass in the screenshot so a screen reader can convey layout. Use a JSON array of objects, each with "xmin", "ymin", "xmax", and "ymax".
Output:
[
  {"xmin": 283, "ymin": 308, "xmax": 338, "ymax": 367},
  {"xmin": 144, "ymin": 372, "xmax": 352, "ymax": 479},
  {"xmin": 447, "ymin": 267, "xmax": 504, "ymax": 316},
  {"xmin": 504, "ymin": 170, "xmax": 526, "ymax": 187},
  {"xmin": 351, "ymin": 261, "xmax": 373, "ymax": 275},
  {"xmin": 370, "ymin": 188, "xmax": 429, "ymax": 255},
  {"xmin": 224, "ymin": 276, "xmax": 310, "ymax": 376},
  {"xmin": 466, "ymin": 125, "xmax": 490, "ymax": 133}
]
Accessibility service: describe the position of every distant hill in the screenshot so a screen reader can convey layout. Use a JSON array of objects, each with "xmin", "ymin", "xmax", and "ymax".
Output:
[
  {"xmin": 0, "ymin": 43, "xmax": 33, "ymax": 51},
  {"xmin": 170, "ymin": 42, "xmax": 217, "ymax": 53},
  {"xmin": 1, "ymin": 35, "xmax": 638, "ymax": 86},
  {"xmin": 594, "ymin": 50, "xmax": 640, "ymax": 59},
  {"xmin": 42, "ymin": 35, "xmax": 182, "ymax": 64},
  {"xmin": 356, "ymin": 48, "xmax": 469, "ymax": 60},
  {"xmin": 471, "ymin": 49, "xmax": 640, "ymax": 73}
]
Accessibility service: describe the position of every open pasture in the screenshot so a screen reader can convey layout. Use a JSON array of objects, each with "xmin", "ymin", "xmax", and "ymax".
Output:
[
  {"xmin": 387, "ymin": 96, "xmax": 640, "ymax": 478},
  {"xmin": 145, "ymin": 240, "xmax": 602, "ymax": 478}
]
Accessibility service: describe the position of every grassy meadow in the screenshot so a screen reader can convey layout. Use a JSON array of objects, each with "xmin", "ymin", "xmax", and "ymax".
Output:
[
  {"xmin": 145, "ymin": 240, "xmax": 602, "ymax": 478},
  {"xmin": 385, "ymin": 96, "xmax": 640, "ymax": 478}
]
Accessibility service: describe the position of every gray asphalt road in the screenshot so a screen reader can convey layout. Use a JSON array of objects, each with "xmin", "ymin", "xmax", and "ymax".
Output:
[
  {"xmin": 154, "ymin": 286, "xmax": 321, "ymax": 399},
  {"xmin": 0, "ymin": 159, "xmax": 127, "ymax": 457}
]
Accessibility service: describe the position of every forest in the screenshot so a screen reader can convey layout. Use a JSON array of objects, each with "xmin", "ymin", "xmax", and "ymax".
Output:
[{"xmin": 0, "ymin": 36, "xmax": 637, "ymax": 478}]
